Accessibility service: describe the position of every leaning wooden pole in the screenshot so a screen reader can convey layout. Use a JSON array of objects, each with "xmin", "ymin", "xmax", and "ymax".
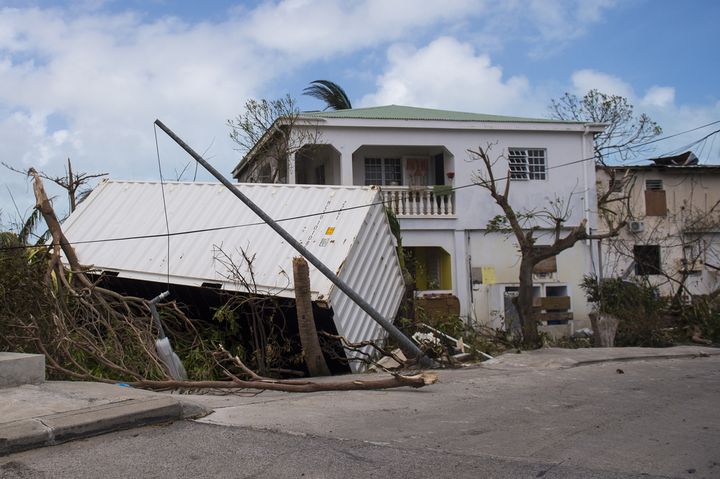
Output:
[
  {"xmin": 293, "ymin": 257, "xmax": 331, "ymax": 376},
  {"xmin": 154, "ymin": 119, "xmax": 432, "ymax": 368}
]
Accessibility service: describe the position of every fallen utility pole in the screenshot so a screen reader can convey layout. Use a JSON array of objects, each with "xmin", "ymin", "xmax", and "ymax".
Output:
[{"xmin": 154, "ymin": 119, "xmax": 433, "ymax": 368}]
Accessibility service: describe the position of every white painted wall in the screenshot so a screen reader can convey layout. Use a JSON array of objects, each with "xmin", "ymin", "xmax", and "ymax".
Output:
[
  {"xmin": 259, "ymin": 119, "xmax": 600, "ymax": 326},
  {"xmin": 313, "ymin": 124, "xmax": 596, "ymax": 230},
  {"xmin": 469, "ymin": 231, "xmax": 594, "ymax": 330}
]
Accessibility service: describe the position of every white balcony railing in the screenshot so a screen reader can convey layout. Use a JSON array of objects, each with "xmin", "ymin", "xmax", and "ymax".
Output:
[{"xmin": 380, "ymin": 186, "xmax": 455, "ymax": 218}]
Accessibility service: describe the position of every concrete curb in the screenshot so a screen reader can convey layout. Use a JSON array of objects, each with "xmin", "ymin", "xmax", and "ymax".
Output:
[
  {"xmin": 0, "ymin": 396, "xmax": 200, "ymax": 456},
  {"xmin": 568, "ymin": 351, "xmax": 720, "ymax": 368},
  {"xmin": 480, "ymin": 346, "xmax": 720, "ymax": 370}
]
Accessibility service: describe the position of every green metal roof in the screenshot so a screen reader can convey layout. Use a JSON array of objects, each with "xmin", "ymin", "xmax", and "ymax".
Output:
[{"xmin": 301, "ymin": 104, "xmax": 578, "ymax": 124}]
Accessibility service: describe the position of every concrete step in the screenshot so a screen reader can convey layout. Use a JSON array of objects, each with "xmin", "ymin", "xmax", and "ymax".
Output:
[{"xmin": 0, "ymin": 353, "xmax": 45, "ymax": 388}]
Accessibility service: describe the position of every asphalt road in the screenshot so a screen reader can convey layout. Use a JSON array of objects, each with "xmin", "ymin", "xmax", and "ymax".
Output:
[{"xmin": 2, "ymin": 355, "xmax": 719, "ymax": 478}]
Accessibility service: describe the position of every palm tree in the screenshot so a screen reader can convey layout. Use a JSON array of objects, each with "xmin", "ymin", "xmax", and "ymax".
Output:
[{"xmin": 303, "ymin": 80, "xmax": 352, "ymax": 111}]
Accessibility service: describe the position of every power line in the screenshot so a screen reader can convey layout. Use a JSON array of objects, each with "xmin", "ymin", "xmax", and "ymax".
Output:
[
  {"xmin": 2, "ymin": 120, "xmax": 719, "ymax": 253},
  {"xmin": 154, "ymin": 123, "xmax": 172, "ymax": 289}
]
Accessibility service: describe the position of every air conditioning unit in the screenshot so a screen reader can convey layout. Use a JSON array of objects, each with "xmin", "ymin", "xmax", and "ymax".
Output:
[
  {"xmin": 629, "ymin": 221, "xmax": 644, "ymax": 233},
  {"xmin": 678, "ymin": 258, "xmax": 703, "ymax": 273}
]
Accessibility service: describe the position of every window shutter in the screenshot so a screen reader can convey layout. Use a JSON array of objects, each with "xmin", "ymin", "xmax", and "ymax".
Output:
[
  {"xmin": 645, "ymin": 190, "xmax": 667, "ymax": 216},
  {"xmin": 533, "ymin": 248, "xmax": 557, "ymax": 273}
]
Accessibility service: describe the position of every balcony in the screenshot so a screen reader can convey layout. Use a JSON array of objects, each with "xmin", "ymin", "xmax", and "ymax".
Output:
[{"xmin": 380, "ymin": 186, "xmax": 456, "ymax": 218}]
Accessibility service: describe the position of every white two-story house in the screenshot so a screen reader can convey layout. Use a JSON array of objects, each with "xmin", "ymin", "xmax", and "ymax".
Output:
[{"xmin": 233, "ymin": 105, "xmax": 604, "ymax": 334}]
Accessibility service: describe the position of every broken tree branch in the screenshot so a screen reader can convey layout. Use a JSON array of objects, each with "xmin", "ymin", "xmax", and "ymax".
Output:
[{"xmin": 131, "ymin": 372, "xmax": 438, "ymax": 392}]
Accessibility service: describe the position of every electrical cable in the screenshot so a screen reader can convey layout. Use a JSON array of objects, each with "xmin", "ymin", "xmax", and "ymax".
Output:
[{"xmin": 154, "ymin": 123, "xmax": 172, "ymax": 289}]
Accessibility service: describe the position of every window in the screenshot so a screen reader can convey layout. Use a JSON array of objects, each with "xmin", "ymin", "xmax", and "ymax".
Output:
[
  {"xmin": 609, "ymin": 174, "xmax": 629, "ymax": 193},
  {"xmin": 364, "ymin": 158, "xmax": 402, "ymax": 186},
  {"xmin": 634, "ymin": 245, "xmax": 661, "ymax": 275},
  {"xmin": 533, "ymin": 246, "xmax": 557, "ymax": 274},
  {"xmin": 508, "ymin": 149, "xmax": 546, "ymax": 180},
  {"xmin": 256, "ymin": 163, "xmax": 272, "ymax": 183},
  {"xmin": 645, "ymin": 179, "xmax": 663, "ymax": 190}
]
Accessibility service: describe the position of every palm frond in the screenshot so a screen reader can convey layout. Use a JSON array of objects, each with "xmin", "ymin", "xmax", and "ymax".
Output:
[
  {"xmin": 303, "ymin": 80, "xmax": 352, "ymax": 111},
  {"xmin": 18, "ymin": 207, "xmax": 45, "ymax": 245}
]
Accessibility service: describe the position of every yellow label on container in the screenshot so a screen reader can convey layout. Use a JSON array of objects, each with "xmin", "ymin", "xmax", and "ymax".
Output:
[{"xmin": 481, "ymin": 267, "xmax": 496, "ymax": 285}]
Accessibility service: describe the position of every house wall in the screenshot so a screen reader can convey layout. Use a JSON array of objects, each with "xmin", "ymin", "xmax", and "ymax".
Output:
[
  {"xmin": 469, "ymin": 231, "xmax": 594, "ymax": 331},
  {"xmin": 596, "ymin": 167, "xmax": 720, "ymax": 298},
  {"xmin": 240, "ymin": 119, "xmax": 600, "ymax": 327},
  {"xmin": 311, "ymin": 124, "xmax": 596, "ymax": 229},
  {"xmin": 296, "ymin": 145, "xmax": 341, "ymax": 185}
]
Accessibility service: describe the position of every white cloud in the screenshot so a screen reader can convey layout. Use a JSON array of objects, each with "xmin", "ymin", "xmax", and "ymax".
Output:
[
  {"xmin": 471, "ymin": 0, "xmax": 618, "ymax": 57},
  {"xmin": 0, "ymin": 9, "xmax": 263, "ymax": 221},
  {"xmin": 360, "ymin": 37, "xmax": 538, "ymax": 115},
  {"xmin": 641, "ymin": 86, "xmax": 675, "ymax": 108},
  {"xmin": 570, "ymin": 69, "xmax": 634, "ymax": 98},
  {"xmin": 0, "ymin": 2, "xmax": 490, "ymax": 220},
  {"xmin": 239, "ymin": 0, "xmax": 480, "ymax": 60},
  {"xmin": 571, "ymin": 69, "xmax": 677, "ymax": 111}
]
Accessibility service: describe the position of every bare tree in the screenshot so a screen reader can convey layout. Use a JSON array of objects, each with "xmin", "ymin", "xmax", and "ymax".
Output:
[
  {"xmin": 228, "ymin": 95, "xmax": 321, "ymax": 183},
  {"xmin": 3, "ymin": 158, "xmax": 106, "ymax": 244},
  {"xmin": 549, "ymin": 90, "xmax": 662, "ymax": 164},
  {"xmin": 4, "ymin": 158, "xmax": 107, "ymax": 214},
  {"xmin": 470, "ymin": 145, "xmax": 630, "ymax": 346}
]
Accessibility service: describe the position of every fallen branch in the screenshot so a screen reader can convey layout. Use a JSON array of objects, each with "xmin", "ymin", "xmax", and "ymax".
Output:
[{"xmin": 131, "ymin": 372, "xmax": 438, "ymax": 392}]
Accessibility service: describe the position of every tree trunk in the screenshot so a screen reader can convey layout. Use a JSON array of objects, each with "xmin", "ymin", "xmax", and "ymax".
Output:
[
  {"xmin": 517, "ymin": 256, "xmax": 540, "ymax": 347},
  {"xmin": 67, "ymin": 157, "xmax": 77, "ymax": 213},
  {"xmin": 29, "ymin": 169, "xmax": 91, "ymax": 288},
  {"xmin": 293, "ymin": 257, "xmax": 331, "ymax": 376},
  {"xmin": 133, "ymin": 372, "xmax": 438, "ymax": 392}
]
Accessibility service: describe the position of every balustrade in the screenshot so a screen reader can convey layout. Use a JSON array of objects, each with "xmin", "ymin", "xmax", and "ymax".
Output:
[{"xmin": 380, "ymin": 186, "xmax": 455, "ymax": 218}]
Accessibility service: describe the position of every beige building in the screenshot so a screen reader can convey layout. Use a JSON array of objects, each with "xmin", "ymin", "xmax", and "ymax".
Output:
[{"xmin": 596, "ymin": 153, "xmax": 720, "ymax": 300}]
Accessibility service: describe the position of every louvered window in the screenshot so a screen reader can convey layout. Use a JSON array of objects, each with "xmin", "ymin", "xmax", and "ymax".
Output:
[{"xmin": 508, "ymin": 148, "xmax": 547, "ymax": 180}]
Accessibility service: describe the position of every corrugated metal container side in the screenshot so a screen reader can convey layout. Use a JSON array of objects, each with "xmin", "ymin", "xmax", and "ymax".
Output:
[
  {"xmin": 330, "ymin": 203, "xmax": 405, "ymax": 371},
  {"xmin": 62, "ymin": 180, "xmax": 381, "ymax": 299},
  {"xmin": 60, "ymin": 179, "xmax": 405, "ymax": 371}
]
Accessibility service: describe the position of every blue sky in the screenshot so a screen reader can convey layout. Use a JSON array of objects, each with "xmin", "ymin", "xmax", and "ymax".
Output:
[{"xmin": 1, "ymin": 0, "xmax": 719, "ymax": 225}]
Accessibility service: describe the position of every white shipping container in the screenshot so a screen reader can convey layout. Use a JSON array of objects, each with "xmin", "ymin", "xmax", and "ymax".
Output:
[{"xmin": 61, "ymin": 180, "xmax": 405, "ymax": 371}]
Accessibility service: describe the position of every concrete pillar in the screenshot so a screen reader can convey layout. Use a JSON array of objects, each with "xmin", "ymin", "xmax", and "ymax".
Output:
[
  {"xmin": 453, "ymin": 230, "xmax": 470, "ymax": 322},
  {"xmin": 339, "ymin": 143, "xmax": 360, "ymax": 185},
  {"xmin": 287, "ymin": 152, "xmax": 296, "ymax": 184}
]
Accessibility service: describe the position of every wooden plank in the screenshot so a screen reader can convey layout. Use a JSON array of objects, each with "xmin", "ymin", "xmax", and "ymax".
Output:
[
  {"xmin": 414, "ymin": 294, "xmax": 461, "ymax": 326},
  {"xmin": 533, "ymin": 255, "xmax": 557, "ymax": 274},
  {"xmin": 537, "ymin": 296, "xmax": 571, "ymax": 311},
  {"xmin": 536, "ymin": 312, "xmax": 574, "ymax": 322},
  {"xmin": 645, "ymin": 190, "xmax": 667, "ymax": 216}
]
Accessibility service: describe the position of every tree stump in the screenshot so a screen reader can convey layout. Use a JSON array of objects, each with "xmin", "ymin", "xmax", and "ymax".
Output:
[{"xmin": 589, "ymin": 312, "xmax": 619, "ymax": 347}]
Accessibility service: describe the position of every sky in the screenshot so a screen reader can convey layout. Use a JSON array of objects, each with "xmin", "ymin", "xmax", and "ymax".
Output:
[{"xmin": 1, "ymin": 0, "xmax": 719, "ymax": 227}]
